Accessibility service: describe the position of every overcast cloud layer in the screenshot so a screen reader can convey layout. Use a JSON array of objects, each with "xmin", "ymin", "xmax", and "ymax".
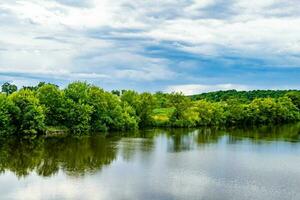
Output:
[{"xmin": 0, "ymin": 0, "xmax": 300, "ymax": 94}]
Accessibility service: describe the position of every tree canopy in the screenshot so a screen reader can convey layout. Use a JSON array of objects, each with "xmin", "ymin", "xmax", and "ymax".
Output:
[{"xmin": 0, "ymin": 81, "xmax": 300, "ymax": 136}]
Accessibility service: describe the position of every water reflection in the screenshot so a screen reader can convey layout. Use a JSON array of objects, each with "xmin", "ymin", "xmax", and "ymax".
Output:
[
  {"xmin": 0, "ymin": 136, "xmax": 118, "ymax": 177},
  {"xmin": 0, "ymin": 123, "xmax": 299, "ymax": 178}
]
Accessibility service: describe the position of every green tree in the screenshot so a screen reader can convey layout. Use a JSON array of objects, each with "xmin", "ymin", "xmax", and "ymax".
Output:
[
  {"xmin": 168, "ymin": 93, "xmax": 190, "ymax": 119},
  {"xmin": 168, "ymin": 92, "xmax": 194, "ymax": 126},
  {"xmin": 9, "ymin": 90, "xmax": 45, "ymax": 135},
  {"xmin": 194, "ymin": 100, "xmax": 225, "ymax": 126},
  {"xmin": 285, "ymin": 91, "xmax": 300, "ymax": 110},
  {"xmin": 111, "ymin": 90, "xmax": 121, "ymax": 96},
  {"xmin": 37, "ymin": 84, "xmax": 66, "ymax": 126},
  {"xmin": 65, "ymin": 81, "xmax": 90, "ymax": 103},
  {"xmin": 0, "ymin": 94, "xmax": 19, "ymax": 135},
  {"xmin": 64, "ymin": 99, "xmax": 93, "ymax": 134},
  {"xmin": 87, "ymin": 86, "xmax": 112, "ymax": 132},
  {"xmin": 275, "ymin": 97, "xmax": 300, "ymax": 122},
  {"xmin": 1, "ymin": 82, "xmax": 17, "ymax": 95},
  {"xmin": 136, "ymin": 93, "xmax": 156, "ymax": 127},
  {"xmin": 224, "ymin": 99, "xmax": 247, "ymax": 125}
]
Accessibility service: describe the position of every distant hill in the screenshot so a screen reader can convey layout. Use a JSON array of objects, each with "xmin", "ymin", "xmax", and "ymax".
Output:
[{"xmin": 190, "ymin": 89, "xmax": 300, "ymax": 102}]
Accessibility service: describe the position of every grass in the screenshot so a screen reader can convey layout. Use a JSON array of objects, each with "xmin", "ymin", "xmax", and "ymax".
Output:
[{"xmin": 152, "ymin": 107, "xmax": 175, "ymax": 126}]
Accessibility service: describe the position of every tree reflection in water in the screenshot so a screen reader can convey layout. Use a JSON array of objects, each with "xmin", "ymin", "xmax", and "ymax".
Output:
[
  {"xmin": 0, "ymin": 136, "xmax": 118, "ymax": 178},
  {"xmin": 0, "ymin": 123, "xmax": 299, "ymax": 178}
]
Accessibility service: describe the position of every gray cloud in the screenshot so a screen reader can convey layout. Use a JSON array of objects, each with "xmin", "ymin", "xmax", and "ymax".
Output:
[{"xmin": 0, "ymin": 0, "xmax": 299, "ymax": 91}]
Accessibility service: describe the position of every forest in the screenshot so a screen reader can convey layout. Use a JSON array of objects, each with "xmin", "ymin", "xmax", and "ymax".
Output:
[{"xmin": 1, "ymin": 81, "xmax": 300, "ymax": 136}]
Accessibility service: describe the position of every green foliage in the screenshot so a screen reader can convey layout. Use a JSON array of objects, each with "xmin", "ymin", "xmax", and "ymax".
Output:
[
  {"xmin": 167, "ymin": 92, "xmax": 196, "ymax": 127},
  {"xmin": 111, "ymin": 90, "xmax": 121, "ymax": 96},
  {"xmin": 22, "ymin": 82, "xmax": 48, "ymax": 91},
  {"xmin": 0, "ymin": 94, "xmax": 18, "ymax": 135},
  {"xmin": 37, "ymin": 84, "xmax": 66, "ymax": 126},
  {"xmin": 9, "ymin": 90, "xmax": 45, "ymax": 135},
  {"xmin": 246, "ymin": 97, "xmax": 299, "ymax": 124},
  {"xmin": 191, "ymin": 89, "xmax": 298, "ymax": 102},
  {"xmin": 1, "ymin": 82, "xmax": 17, "ymax": 95},
  {"xmin": 136, "ymin": 93, "xmax": 156, "ymax": 126},
  {"xmin": 120, "ymin": 91, "xmax": 156, "ymax": 127},
  {"xmin": 194, "ymin": 100, "xmax": 225, "ymax": 126},
  {"xmin": 87, "ymin": 87, "xmax": 138, "ymax": 132},
  {"xmin": 285, "ymin": 91, "xmax": 300, "ymax": 109},
  {"xmin": 224, "ymin": 99, "xmax": 247, "ymax": 125},
  {"xmin": 0, "ymin": 81, "xmax": 299, "ymax": 136},
  {"xmin": 64, "ymin": 81, "xmax": 90, "ymax": 103},
  {"xmin": 152, "ymin": 108, "xmax": 175, "ymax": 126},
  {"xmin": 64, "ymin": 99, "xmax": 93, "ymax": 135},
  {"xmin": 154, "ymin": 91, "xmax": 169, "ymax": 107}
]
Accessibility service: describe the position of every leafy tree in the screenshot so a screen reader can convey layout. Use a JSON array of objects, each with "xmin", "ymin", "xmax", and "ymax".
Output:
[
  {"xmin": 108, "ymin": 93, "xmax": 138, "ymax": 130},
  {"xmin": 136, "ymin": 93, "xmax": 156, "ymax": 127},
  {"xmin": 169, "ymin": 93, "xmax": 191, "ymax": 118},
  {"xmin": 1, "ymin": 82, "xmax": 17, "ymax": 95},
  {"xmin": 121, "ymin": 90, "xmax": 139, "ymax": 107},
  {"xmin": 275, "ymin": 97, "xmax": 299, "ymax": 122},
  {"xmin": 0, "ymin": 94, "xmax": 19, "ymax": 135},
  {"xmin": 168, "ymin": 92, "xmax": 193, "ymax": 126},
  {"xmin": 9, "ymin": 90, "xmax": 45, "ymax": 135},
  {"xmin": 87, "ymin": 86, "xmax": 110, "ymax": 132},
  {"xmin": 285, "ymin": 91, "xmax": 300, "ymax": 110},
  {"xmin": 64, "ymin": 99, "xmax": 93, "ymax": 134},
  {"xmin": 37, "ymin": 84, "xmax": 66, "ymax": 126},
  {"xmin": 192, "ymin": 89, "xmax": 298, "ymax": 102},
  {"xmin": 194, "ymin": 100, "xmax": 225, "ymax": 126},
  {"xmin": 154, "ymin": 91, "xmax": 169, "ymax": 107},
  {"xmin": 1, "ymin": 81, "xmax": 300, "ymax": 135},
  {"xmin": 111, "ymin": 90, "xmax": 121, "ymax": 96},
  {"xmin": 224, "ymin": 99, "xmax": 247, "ymax": 125},
  {"xmin": 64, "ymin": 81, "xmax": 90, "ymax": 103}
]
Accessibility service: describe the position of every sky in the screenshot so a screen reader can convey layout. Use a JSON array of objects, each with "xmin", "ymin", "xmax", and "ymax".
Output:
[{"xmin": 0, "ymin": 0, "xmax": 300, "ymax": 95}]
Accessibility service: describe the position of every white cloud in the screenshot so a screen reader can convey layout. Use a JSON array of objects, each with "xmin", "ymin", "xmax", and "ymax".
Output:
[
  {"xmin": 165, "ymin": 84, "xmax": 250, "ymax": 95},
  {"xmin": 0, "ymin": 0, "xmax": 300, "ymax": 89}
]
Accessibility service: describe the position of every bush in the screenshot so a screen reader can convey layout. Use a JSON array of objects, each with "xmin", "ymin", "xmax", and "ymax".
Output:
[
  {"xmin": 9, "ymin": 90, "xmax": 45, "ymax": 135},
  {"xmin": 0, "ymin": 94, "xmax": 19, "ymax": 135}
]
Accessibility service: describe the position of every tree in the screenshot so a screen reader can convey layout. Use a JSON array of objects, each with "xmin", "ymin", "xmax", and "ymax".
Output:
[
  {"xmin": 224, "ymin": 99, "xmax": 247, "ymax": 125},
  {"xmin": 9, "ymin": 89, "xmax": 45, "ymax": 135},
  {"xmin": 64, "ymin": 99, "xmax": 93, "ymax": 134},
  {"xmin": 136, "ymin": 93, "xmax": 156, "ymax": 127},
  {"xmin": 111, "ymin": 90, "xmax": 120, "ymax": 96},
  {"xmin": 121, "ymin": 90, "xmax": 139, "ymax": 107},
  {"xmin": 64, "ymin": 81, "xmax": 90, "ymax": 103},
  {"xmin": 168, "ymin": 92, "xmax": 194, "ymax": 126},
  {"xmin": 285, "ymin": 91, "xmax": 300, "ymax": 110},
  {"xmin": 1, "ymin": 82, "xmax": 17, "ymax": 95},
  {"xmin": 87, "ymin": 86, "xmax": 110, "ymax": 132},
  {"xmin": 0, "ymin": 94, "xmax": 19, "ymax": 135},
  {"xmin": 194, "ymin": 100, "xmax": 225, "ymax": 126},
  {"xmin": 154, "ymin": 91, "xmax": 169, "ymax": 107},
  {"xmin": 108, "ymin": 92, "xmax": 138, "ymax": 130},
  {"xmin": 168, "ymin": 92, "xmax": 191, "ymax": 119},
  {"xmin": 275, "ymin": 97, "xmax": 300, "ymax": 122},
  {"xmin": 37, "ymin": 84, "xmax": 66, "ymax": 126}
]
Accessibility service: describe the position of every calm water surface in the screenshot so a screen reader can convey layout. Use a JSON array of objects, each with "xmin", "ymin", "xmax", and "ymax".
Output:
[{"xmin": 1, "ymin": 124, "xmax": 300, "ymax": 200}]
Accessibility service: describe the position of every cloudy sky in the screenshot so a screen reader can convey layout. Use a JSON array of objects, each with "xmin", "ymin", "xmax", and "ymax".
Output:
[{"xmin": 0, "ymin": 0, "xmax": 300, "ymax": 94}]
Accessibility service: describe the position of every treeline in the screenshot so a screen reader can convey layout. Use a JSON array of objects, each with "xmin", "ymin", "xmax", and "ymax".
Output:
[
  {"xmin": 191, "ymin": 89, "xmax": 300, "ymax": 102},
  {"xmin": 1, "ymin": 81, "xmax": 300, "ymax": 136}
]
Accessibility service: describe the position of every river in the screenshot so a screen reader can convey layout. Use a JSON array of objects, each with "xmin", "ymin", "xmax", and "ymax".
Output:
[{"xmin": 0, "ymin": 123, "xmax": 300, "ymax": 200}]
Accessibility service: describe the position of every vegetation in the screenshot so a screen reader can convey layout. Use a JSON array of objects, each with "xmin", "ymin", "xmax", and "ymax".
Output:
[
  {"xmin": 1, "ymin": 81, "xmax": 300, "ymax": 136},
  {"xmin": 191, "ymin": 89, "xmax": 300, "ymax": 102}
]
